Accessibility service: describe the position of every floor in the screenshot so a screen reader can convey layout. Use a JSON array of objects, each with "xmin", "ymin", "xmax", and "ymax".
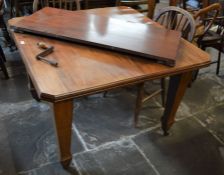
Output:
[{"xmin": 1, "ymin": 1, "xmax": 224, "ymax": 175}]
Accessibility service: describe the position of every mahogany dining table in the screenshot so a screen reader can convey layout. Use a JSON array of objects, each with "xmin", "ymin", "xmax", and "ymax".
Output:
[{"xmin": 8, "ymin": 6, "xmax": 210, "ymax": 168}]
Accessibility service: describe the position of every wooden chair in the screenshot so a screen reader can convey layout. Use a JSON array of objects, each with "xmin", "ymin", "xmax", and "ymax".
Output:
[
  {"xmin": 194, "ymin": 3, "xmax": 221, "ymax": 44},
  {"xmin": 154, "ymin": 6, "xmax": 196, "ymax": 41},
  {"xmin": 10, "ymin": 0, "xmax": 33, "ymax": 17},
  {"xmin": 134, "ymin": 6, "xmax": 196, "ymax": 127},
  {"xmin": 116, "ymin": 0, "xmax": 157, "ymax": 19},
  {"xmin": 193, "ymin": 3, "xmax": 222, "ymax": 75},
  {"xmin": 198, "ymin": 16, "xmax": 224, "ymax": 75},
  {"xmin": 33, "ymin": 0, "xmax": 81, "ymax": 12}
]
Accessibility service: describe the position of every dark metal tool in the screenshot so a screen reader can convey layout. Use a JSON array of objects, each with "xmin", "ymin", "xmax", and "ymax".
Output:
[{"xmin": 36, "ymin": 44, "xmax": 58, "ymax": 67}]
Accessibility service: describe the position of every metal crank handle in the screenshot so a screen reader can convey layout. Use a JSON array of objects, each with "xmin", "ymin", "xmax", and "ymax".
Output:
[
  {"xmin": 38, "ymin": 46, "xmax": 54, "ymax": 57},
  {"xmin": 36, "ymin": 46, "xmax": 58, "ymax": 67},
  {"xmin": 37, "ymin": 55, "xmax": 58, "ymax": 67}
]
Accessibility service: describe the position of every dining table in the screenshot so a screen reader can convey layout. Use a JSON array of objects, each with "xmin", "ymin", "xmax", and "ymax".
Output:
[{"xmin": 8, "ymin": 6, "xmax": 210, "ymax": 168}]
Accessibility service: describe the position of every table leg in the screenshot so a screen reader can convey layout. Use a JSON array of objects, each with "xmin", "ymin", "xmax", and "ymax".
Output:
[
  {"xmin": 53, "ymin": 100, "xmax": 73, "ymax": 168},
  {"xmin": 161, "ymin": 71, "xmax": 192, "ymax": 135}
]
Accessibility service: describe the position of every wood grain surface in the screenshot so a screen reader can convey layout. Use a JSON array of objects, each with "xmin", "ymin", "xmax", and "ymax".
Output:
[
  {"xmin": 11, "ymin": 7, "xmax": 181, "ymax": 66},
  {"xmin": 9, "ymin": 7, "xmax": 210, "ymax": 102}
]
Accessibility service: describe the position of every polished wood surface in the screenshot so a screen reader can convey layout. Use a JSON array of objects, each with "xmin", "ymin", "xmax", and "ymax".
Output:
[
  {"xmin": 9, "ymin": 6, "xmax": 210, "ymax": 167},
  {"xmin": 11, "ymin": 7, "xmax": 181, "ymax": 67},
  {"xmin": 9, "ymin": 7, "xmax": 210, "ymax": 102}
]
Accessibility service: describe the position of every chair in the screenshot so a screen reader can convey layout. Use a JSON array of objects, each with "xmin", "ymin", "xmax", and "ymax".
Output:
[
  {"xmin": 193, "ymin": 3, "xmax": 222, "ymax": 75},
  {"xmin": 198, "ymin": 16, "xmax": 224, "ymax": 75},
  {"xmin": 33, "ymin": 0, "xmax": 81, "ymax": 12},
  {"xmin": 194, "ymin": 3, "xmax": 221, "ymax": 44},
  {"xmin": 10, "ymin": 0, "xmax": 33, "ymax": 17},
  {"xmin": 154, "ymin": 6, "xmax": 196, "ymax": 41},
  {"xmin": 0, "ymin": 0, "xmax": 9, "ymax": 79},
  {"xmin": 116, "ymin": 0, "xmax": 157, "ymax": 19},
  {"xmin": 134, "ymin": 6, "xmax": 196, "ymax": 127}
]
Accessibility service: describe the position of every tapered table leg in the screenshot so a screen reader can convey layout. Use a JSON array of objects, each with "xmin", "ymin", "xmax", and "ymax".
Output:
[
  {"xmin": 161, "ymin": 72, "xmax": 192, "ymax": 135},
  {"xmin": 53, "ymin": 100, "xmax": 73, "ymax": 168}
]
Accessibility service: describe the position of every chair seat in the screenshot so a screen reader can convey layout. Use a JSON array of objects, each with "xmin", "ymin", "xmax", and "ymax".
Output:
[
  {"xmin": 199, "ymin": 30, "xmax": 223, "ymax": 51},
  {"xmin": 201, "ymin": 30, "xmax": 222, "ymax": 43}
]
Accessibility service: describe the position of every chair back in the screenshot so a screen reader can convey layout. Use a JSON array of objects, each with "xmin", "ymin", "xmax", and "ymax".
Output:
[
  {"xmin": 193, "ymin": 3, "xmax": 221, "ymax": 40},
  {"xmin": 154, "ymin": 6, "xmax": 196, "ymax": 42},
  {"xmin": 214, "ymin": 17, "xmax": 224, "ymax": 36},
  {"xmin": 33, "ymin": 0, "xmax": 81, "ymax": 12}
]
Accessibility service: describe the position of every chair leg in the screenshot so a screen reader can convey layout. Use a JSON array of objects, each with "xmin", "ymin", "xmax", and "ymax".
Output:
[
  {"xmin": 191, "ymin": 44, "xmax": 202, "ymax": 80},
  {"xmin": 103, "ymin": 91, "xmax": 108, "ymax": 97},
  {"xmin": 27, "ymin": 76, "xmax": 40, "ymax": 101},
  {"xmin": 134, "ymin": 83, "xmax": 144, "ymax": 127},
  {"xmin": 0, "ymin": 44, "xmax": 6, "ymax": 60},
  {"xmin": 192, "ymin": 69, "xmax": 199, "ymax": 81},
  {"xmin": 2, "ymin": 16, "xmax": 16, "ymax": 51},
  {"xmin": 216, "ymin": 50, "xmax": 222, "ymax": 75},
  {"xmin": 0, "ymin": 53, "xmax": 9, "ymax": 79},
  {"xmin": 160, "ymin": 78, "xmax": 166, "ymax": 107}
]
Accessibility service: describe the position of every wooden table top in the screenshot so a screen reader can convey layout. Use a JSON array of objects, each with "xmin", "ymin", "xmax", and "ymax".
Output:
[
  {"xmin": 9, "ymin": 7, "xmax": 210, "ymax": 102},
  {"xmin": 10, "ymin": 7, "xmax": 181, "ymax": 66}
]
